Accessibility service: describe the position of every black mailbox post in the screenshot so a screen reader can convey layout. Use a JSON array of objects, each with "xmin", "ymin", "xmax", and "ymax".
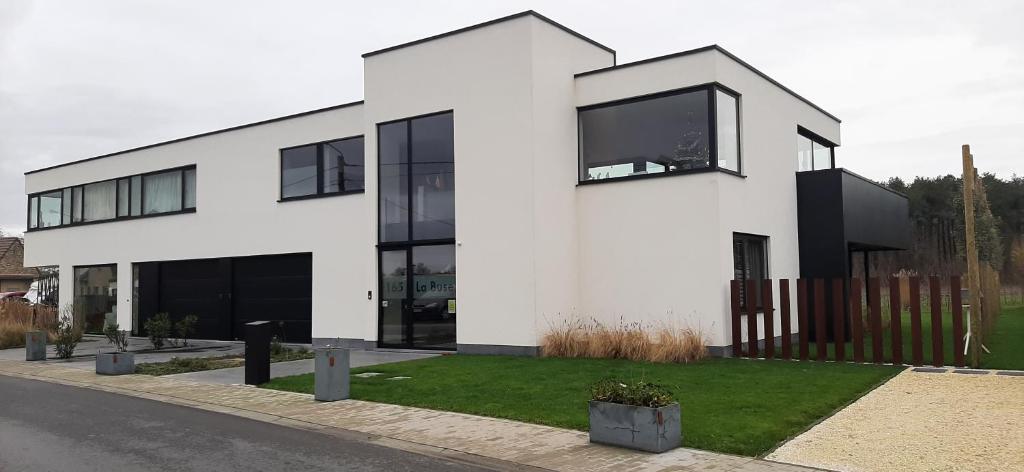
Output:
[{"xmin": 245, "ymin": 321, "xmax": 272, "ymax": 385}]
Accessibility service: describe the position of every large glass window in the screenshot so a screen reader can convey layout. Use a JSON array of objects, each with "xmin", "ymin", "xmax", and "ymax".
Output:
[
  {"xmin": 83, "ymin": 180, "xmax": 116, "ymax": 222},
  {"xmin": 73, "ymin": 265, "xmax": 117, "ymax": 334},
  {"xmin": 143, "ymin": 170, "xmax": 182, "ymax": 214},
  {"xmin": 579, "ymin": 85, "xmax": 741, "ymax": 182},
  {"xmin": 378, "ymin": 113, "xmax": 455, "ymax": 242},
  {"xmin": 716, "ymin": 90, "xmax": 740, "ymax": 173},
  {"xmin": 733, "ymin": 233, "xmax": 768, "ymax": 310},
  {"xmin": 38, "ymin": 191, "xmax": 62, "ymax": 228},
  {"xmin": 27, "ymin": 165, "xmax": 195, "ymax": 231},
  {"xmin": 797, "ymin": 129, "xmax": 835, "ymax": 172},
  {"xmin": 280, "ymin": 136, "xmax": 365, "ymax": 200}
]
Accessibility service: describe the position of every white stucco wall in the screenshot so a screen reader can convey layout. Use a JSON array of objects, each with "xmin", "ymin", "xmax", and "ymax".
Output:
[{"xmin": 23, "ymin": 105, "xmax": 368, "ymax": 340}]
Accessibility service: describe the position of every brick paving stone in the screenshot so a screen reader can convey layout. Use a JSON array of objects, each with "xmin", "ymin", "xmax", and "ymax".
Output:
[{"xmin": 0, "ymin": 359, "xmax": 820, "ymax": 472}]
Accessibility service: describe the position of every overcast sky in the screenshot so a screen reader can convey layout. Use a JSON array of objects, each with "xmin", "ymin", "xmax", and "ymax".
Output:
[{"xmin": 1, "ymin": 0, "xmax": 1021, "ymax": 234}]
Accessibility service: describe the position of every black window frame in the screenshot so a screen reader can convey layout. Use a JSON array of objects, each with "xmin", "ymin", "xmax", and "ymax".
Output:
[
  {"xmin": 796, "ymin": 126, "xmax": 836, "ymax": 172},
  {"xmin": 25, "ymin": 164, "xmax": 197, "ymax": 233},
  {"xmin": 576, "ymin": 82, "xmax": 743, "ymax": 186},
  {"xmin": 278, "ymin": 135, "xmax": 365, "ymax": 202},
  {"xmin": 733, "ymin": 232, "xmax": 769, "ymax": 311}
]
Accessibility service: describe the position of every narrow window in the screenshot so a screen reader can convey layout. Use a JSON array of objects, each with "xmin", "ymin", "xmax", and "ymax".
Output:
[
  {"xmin": 61, "ymin": 188, "xmax": 72, "ymax": 224},
  {"xmin": 130, "ymin": 175, "xmax": 142, "ymax": 216},
  {"xmin": 117, "ymin": 178, "xmax": 130, "ymax": 217},
  {"xmin": 323, "ymin": 137, "xmax": 365, "ymax": 193},
  {"xmin": 28, "ymin": 196, "xmax": 38, "ymax": 229},
  {"xmin": 733, "ymin": 233, "xmax": 768, "ymax": 310},
  {"xmin": 184, "ymin": 168, "xmax": 196, "ymax": 209},
  {"xmin": 716, "ymin": 89, "xmax": 740, "ymax": 173},
  {"xmin": 280, "ymin": 145, "xmax": 318, "ymax": 198},
  {"xmin": 72, "ymin": 187, "xmax": 83, "ymax": 222},
  {"xmin": 142, "ymin": 170, "xmax": 182, "ymax": 214}
]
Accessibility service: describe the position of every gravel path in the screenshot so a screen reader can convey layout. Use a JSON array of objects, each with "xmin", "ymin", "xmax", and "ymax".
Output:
[{"xmin": 768, "ymin": 368, "xmax": 1024, "ymax": 471}]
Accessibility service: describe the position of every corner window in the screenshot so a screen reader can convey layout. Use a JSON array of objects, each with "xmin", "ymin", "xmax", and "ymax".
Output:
[
  {"xmin": 578, "ymin": 84, "xmax": 741, "ymax": 182},
  {"xmin": 25, "ymin": 165, "xmax": 196, "ymax": 232},
  {"xmin": 733, "ymin": 233, "xmax": 768, "ymax": 310},
  {"xmin": 797, "ymin": 128, "xmax": 835, "ymax": 172},
  {"xmin": 280, "ymin": 136, "xmax": 365, "ymax": 200}
]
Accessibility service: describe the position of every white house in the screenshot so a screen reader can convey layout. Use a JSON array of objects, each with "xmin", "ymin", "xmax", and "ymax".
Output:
[{"xmin": 22, "ymin": 11, "xmax": 908, "ymax": 355}]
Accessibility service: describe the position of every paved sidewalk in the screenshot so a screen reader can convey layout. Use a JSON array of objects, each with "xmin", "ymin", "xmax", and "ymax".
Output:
[
  {"xmin": 0, "ymin": 359, "xmax": 818, "ymax": 472},
  {"xmin": 166, "ymin": 350, "xmax": 438, "ymax": 384},
  {"xmin": 768, "ymin": 368, "xmax": 1024, "ymax": 471}
]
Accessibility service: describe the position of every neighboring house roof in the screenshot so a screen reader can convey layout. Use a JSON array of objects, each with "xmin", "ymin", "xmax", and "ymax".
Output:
[{"xmin": 0, "ymin": 237, "xmax": 40, "ymax": 279}]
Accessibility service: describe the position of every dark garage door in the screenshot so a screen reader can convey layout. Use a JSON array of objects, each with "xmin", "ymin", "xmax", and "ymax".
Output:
[{"xmin": 137, "ymin": 253, "xmax": 312, "ymax": 343}]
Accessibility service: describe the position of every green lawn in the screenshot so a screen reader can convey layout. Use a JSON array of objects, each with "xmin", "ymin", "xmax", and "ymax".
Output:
[
  {"xmin": 799, "ymin": 304, "xmax": 1024, "ymax": 369},
  {"xmin": 262, "ymin": 355, "xmax": 900, "ymax": 456}
]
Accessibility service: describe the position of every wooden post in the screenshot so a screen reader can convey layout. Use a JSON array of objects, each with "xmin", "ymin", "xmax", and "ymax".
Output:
[
  {"xmin": 814, "ymin": 279, "xmax": 827, "ymax": 361},
  {"xmin": 797, "ymin": 279, "xmax": 809, "ymax": 361},
  {"xmin": 763, "ymin": 279, "xmax": 775, "ymax": 359},
  {"xmin": 780, "ymin": 279, "xmax": 792, "ymax": 360},
  {"xmin": 730, "ymin": 280, "xmax": 742, "ymax": 357},
  {"xmin": 889, "ymin": 278, "xmax": 903, "ymax": 365},
  {"xmin": 962, "ymin": 145, "xmax": 983, "ymax": 368},
  {"xmin": 850, "ymin": 278, "xmax": 865, "ymax": 363},
  {"xmin": 832, "ymin": 278, "xmax": 846, "ymax": 362},
  {"xmin": 746, "ymin": 279, "xmax": 758, "ymax": 358}
]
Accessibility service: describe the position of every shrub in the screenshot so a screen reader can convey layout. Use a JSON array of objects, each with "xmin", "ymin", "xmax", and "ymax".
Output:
[
  {"xmin": 103, "ymin": 322, "xmax": 130, "ymax": 352},
  {"xmin": 53, "ymin": 316, "xmax": 80, "ymax": 359},
  {"xmin": 144, "ymin": 313, "xmax": 172, "ymax": 350},
  {"xmin": 591, "ymin": 378, "xmax": 675, "ymax": 408},
  {"xmin": 0, "ymin": 300, "xmax": 58, "ymax": 349},
  {"xmin": 175, "ymin": 314, "xmax": 198, "ymax": 347},
  {"xmin": 541, "ymin": 318, "xmax": 708, "ymax": 364}
]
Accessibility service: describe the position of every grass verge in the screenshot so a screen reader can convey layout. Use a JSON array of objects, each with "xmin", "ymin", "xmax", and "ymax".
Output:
[
  {"xmin": 135, "ymin": 347, "xmax": 315, "ymax": 375},
  {"xmin": 262, "ymin": 355, "xmax": 901, "ymax": 456}
]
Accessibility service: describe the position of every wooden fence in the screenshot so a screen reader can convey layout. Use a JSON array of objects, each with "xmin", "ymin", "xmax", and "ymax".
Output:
[{"xmin": 729, "ymin": 276, "xmax": 974, "ymax": 367}]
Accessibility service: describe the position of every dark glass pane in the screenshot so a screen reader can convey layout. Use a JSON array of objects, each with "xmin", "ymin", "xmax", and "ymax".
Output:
[
  {"xmin": 130, "ymin": 175, "xmax": 142, "ymax": 216},
  {"xmin": 797, "ymin": 135, "xmax": 814, "ymax": 172},
  {"xmin": 82, "ymin": 180, "xmax": 116, "ymax": 222},
  {"xmin": 117, "ymin": 178, "xmax": 130, "ymax": 217},
  {"xmin": 580, "ymin": 89, "xmax": 710, "ymax": 181},
  {"xmin": 61, "ymin": 188, "xmax": 72, "ymax": 224},
  {"xmin": 281, "ymin": 145, "xmax": 317, "ymax": 198},
  {"xmin": 716, "ymin": 90, "xmax": 739, "ymax": 172},
  {"xmin": 379, "ymin": 121, "xmax": 409, "ymax": 242},
  {"xmin": 28, "ymin": 196, "xmax": 38, "ymax": 228},
  {"xmin": 411, "ymin": 114, "xmax": 454, "ymax": 240},
  {"xmin": 412, "ymin": 244, "xmax": 456, "ymax": 349},
  {"xmin": 323, "ymin": 137, "xmax": 364, "ymax": 193},
  {"xmin": 142, "ymin": 171, "xmax": 182, "ymax": 214},
  {"xmin": 184, "ymin": 168, "xmax": 196, "ymax": 208},
  {"xmin": 73, "ymin": 265, "xmax": 117, "ymax": 334},
  {"xmin": 72, "ymin": 187, "xmax": 83, "ymax": 222},
  {"xmin": 380, "ymin": 250, "xmax": 407, "ymax": 346},
  {"xmin": 38, "ymin": 191, "xmax": 62, "ymax": 228}
]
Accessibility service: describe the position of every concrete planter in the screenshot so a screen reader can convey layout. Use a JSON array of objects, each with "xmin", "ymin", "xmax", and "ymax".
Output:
[
  {"xmin": 25, "ymin": 330, "xmax": 47, "ymax": 361},
  {"xmin": 314, "ymin": 347, "xmax": 350, "ymax": 401},
  {"xmin": 95, "ymin": 351, "xmax": 135, "ymax": 375},
  {"xmin": 588, "ymin": 401, "xmax": 681, "ymax": 453}
]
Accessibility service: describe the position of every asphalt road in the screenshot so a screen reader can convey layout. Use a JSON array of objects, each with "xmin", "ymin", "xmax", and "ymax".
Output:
[{"xmin": 0, "ymin": 375, "xmax": 489, "ymax": 472}]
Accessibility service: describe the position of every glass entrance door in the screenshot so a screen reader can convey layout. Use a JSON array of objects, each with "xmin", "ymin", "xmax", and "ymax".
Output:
[{"xmin": 378, "ymin": 244, "xmax": 456, "ymax": 349}]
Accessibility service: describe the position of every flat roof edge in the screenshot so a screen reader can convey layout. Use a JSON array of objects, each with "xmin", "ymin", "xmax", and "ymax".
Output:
[
  {"xmin": 361, "ymin": 10, "xmax": 615, "ymax": 59},
  {"xmin": 575, "ymin": 44, "xmax": 841, "ymax": 123},
  {"xmin": 24, "ymin": 100, "xmax": 365, "ymax": 176}
]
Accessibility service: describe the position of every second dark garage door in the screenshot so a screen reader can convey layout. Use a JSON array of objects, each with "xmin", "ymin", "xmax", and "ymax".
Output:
[{"xmin": 136, "ymin": 253, "xmax": 312, "ymax": 343}]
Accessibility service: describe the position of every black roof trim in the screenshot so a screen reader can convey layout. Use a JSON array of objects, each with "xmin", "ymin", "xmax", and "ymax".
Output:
[
  {"xmin": 25, "ymin": 100, "xmax": 364, "ymax": 175},
  {"xmin": 575, "ymin": 44, "xmax": 840, "ymax": 123},
  {"xmin": 361, "ymin": 10, "xmax": 616, "ymax": 59}
]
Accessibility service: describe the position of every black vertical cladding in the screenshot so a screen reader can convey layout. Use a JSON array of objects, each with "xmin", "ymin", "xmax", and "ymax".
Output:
[{"xmin": 796, "ymin": 168, "xmax": 911, "ymax": 342}]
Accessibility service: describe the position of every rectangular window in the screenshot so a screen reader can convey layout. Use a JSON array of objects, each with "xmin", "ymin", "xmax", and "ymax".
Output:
[
  {"xmin": 73, "ymin": 264, "xmax": 117, "ymax": 334},
  {"xmin": 379, "ymin": 122, "xmax": 409, "ymax": 242},
  {"xmin": 28, "ymin": 196, "xmax": 38, "ymax": 229},
  {"xmin": 797, "ymin": 128, "xmax": 835, "ymax": 172},
  {"xmin": 143, "ymin": 170, "xmax": 182, "ymax": 214},
  {"xmin": 716, "ymin": 90, "xmax": 740, "ymax": 173},
  {"xmin": 578, "ymin": 84, "xmax": 741, "ymax": 182},
  {"xmin": 61, "ymin": 188, "xmax": 72, "ymax": 224},
  {"xmin": 38, "ymin": 191, "xmax": 62, "ymax": 228},
  {"xmin": 130, "ymin": 175, "xmax": 142, "ymax": 216},
  {"xmin": 72, "ymin": 187, "xmax": 83, "ymax": 222},
  {"xmin": 281, "ymin": 136, "xmax": 365, "ymax": 200},
  {"xmin": 117, "ymin": 178, "xmax": 130, "ymax": 217},
  {"xmin": 733, "ymin": 233, "xmax": 768, "ymax": 310},
  {"xmin": 323, "ymin": 137, "xmax": 365, "ymax": 193},
  {"xmin": 184, "ymin": 168, "xmax": 196, "ymax": 209},
  {"xmin": 83, "ymin": 180, "xmax": 116, "ymax": 222}
]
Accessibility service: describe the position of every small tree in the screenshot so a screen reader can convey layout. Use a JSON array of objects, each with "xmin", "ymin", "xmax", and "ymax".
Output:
[
  {"xmin": 53, "ymin": 304, "xmax": 81, "ymax": 359},
  {"xmin": 175, "ymin": 314, "xmax": 198, "ymax": 347},
  {"xmin": 144, "ymin": 313, "xmax": 172, "ymax": 350},
  {"xmin": 103, "ymin": 322, "xmax": 130, "ymax": 352}
]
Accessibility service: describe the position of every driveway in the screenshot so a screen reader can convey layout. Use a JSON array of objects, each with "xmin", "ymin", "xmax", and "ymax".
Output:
[{"xmin": 768, "ymin": 368, "xmax": 1024, "ymax": 471}]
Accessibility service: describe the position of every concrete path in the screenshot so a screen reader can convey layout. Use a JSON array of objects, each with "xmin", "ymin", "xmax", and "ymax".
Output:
[
  {"xmin": 0, "ymin": 374, "xmax": 488, "ymax": 472},
  {"xmin": 0, "ymin": 358, "xmax": 820, "ymax": 472},
  {"xmin": 0, "ymin": 335, "xmax": 246, "ymax": 369},
  {"xmin": 166, "ymin": 350, "xmax": 439, "ymax": 384},
  {"xmin": 768, "ymin": 368, "xmax": 1024, "ymax": 471}
]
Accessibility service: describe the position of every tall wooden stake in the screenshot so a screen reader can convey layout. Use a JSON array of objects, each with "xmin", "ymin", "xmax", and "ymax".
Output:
[{"xmin": 962, "ymin": 145, "xmax": 982, "ymax": 368}]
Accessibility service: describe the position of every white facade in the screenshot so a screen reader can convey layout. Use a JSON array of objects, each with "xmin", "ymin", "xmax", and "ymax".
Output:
[{"xmin": 24, "ymin": 11, "xmax": 841, "ymax": 354}]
